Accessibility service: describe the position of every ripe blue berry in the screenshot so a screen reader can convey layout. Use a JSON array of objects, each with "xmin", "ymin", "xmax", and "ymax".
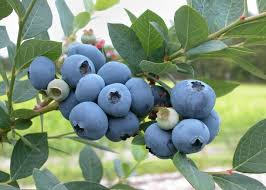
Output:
[
  {"xmin": 28, "ymin": 56, "xmax": 56, "ymax": 90},
  {"xmin": 59, "ymin": 91, "xmax": 79, "ymax": 119},
  {"xmin": 201, "ymin": 110, "xmax": 220, "ymax": 144},
  {"xmin": 61, "ymin": 55, "xmax": 95, "ymax": 88},
  {"xmin": 170, "ymin": 80, "xmax": 216, "ymax": 119},
  {"xmin": 172, "ymin": 119, "xmax": 210, "ymax": 154},
  {"xmin": 98, "ymin": 83, "xmax": 132, "ymax": 117},
  {"xmin": 151, "ymin": 85, "xmax": 171, "ymax": 107},
  {"xmin": 75, "ymin": 74, "xmax": 105, "ymax": 102},
  {"xmin": 68, "ymin": 43, "xmax": 106, "ymax": 71},
  {"xmin": 125, "ymin": 78, "xmax": 154, "ymax": 117},
  {"xmin": 144, "ymin": 123, "xmax": 177, "ymax": 159},
  {"xmin": 97, "ymin": 61, "xmax": 132, "ymax": 85},
  {"xmin": 69, "ymin": 102, "xmax": 108, "ymax": 140},
  {"xmin": 106, "ymin": 112, "xmax": 139, "ymax": 142}
]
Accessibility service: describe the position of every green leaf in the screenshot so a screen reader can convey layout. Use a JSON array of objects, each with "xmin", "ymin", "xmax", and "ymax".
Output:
[
  {"xmin": 175, "ymin": 63, "xmax": 195, "ymax": 76},
  {"xmin": 198, "ymin": 79, "xmax": 239, "ymax": 97},
  {"xmin": 0, "ymin": 171, "xmax": 10, "ymax": 182},
  {"xmin": 132, "ymin": 133, "xmax": 145, "ymax": 145},
  {"xmin": 188, "ymin": 0, "xmax": 245, "ymax": 33},
  {"xmin": 166, "ymin": 26, "xmax": 181, "ymax": 55},
  {"xmin": 131, "ymin": 10, "xmax": 167, "ymax": 56},
  {"xmin": 7, "ymin": 42, "xmax": 16, "ymax": 66},
  {"xmin": 22, "ymin": 0, "xmax": 52, "ymax": 40},
  {"xmin": 140, "ymin": 60, "xmax": 187, "ymax": 76},
  {"xmin": 13, "ymin": 109, "xmax": 36, "ymax": 119},
  {"xmin": 125, "ymin": 9, "xmax": 137, "ymax": 23},
  {"xmin": 108, "ymin": 23, "xmax": 146, "ymax": 74},
  {"xmin": 15, "ymin": 39, "xmax": 62, "ymax": 70},
  {"xmin": 223, "ymin": 18, "xmax": 266, "ymax": 39},
  {"xmin": 52, "ymin": 184, "xmax": 68, "ymax": 190},
  {"xmin": 0, "ymin": 26, "xmax": 10, "ymax": 49},
  {"xmin": 33, "ymin": 168, "xmax": 61, "ymax": 190},
  {"xmin": 172, "ymin": 153, "xmax": 215, "ymax": 190},
  {"xmin": 73, "ymin": 12, "xmax": 91, "ymax": 31},
  {"xmin": 186, "ymin": 40, "xmax": 227, "ymax": 56},
  {"xmin": 174, "ymin": 5, "xmax": 208, "ymax": 50},
  {"xmin": 7, "ymin": 181, "xmax": 19, "ymax": 188},
  {"xmin": 131, "ymin": 145, "xmax": 148, "ymax": 162},
  {"xmin": 79, "ymin": 146, "xmax": 103, "ymax": 183},
  {"xmin": 64, "ymin": 181, "xmax": 109, "ymax": 190},
  {"xmin": 35, "ymin": 31, "xmax": 50, "ymax": 40},
  {"xmin": 0, "ymin": 82, "xmax": 6, "ymax": 96},
  {"xmin": 66, "ymin": 136, "xmax": 116, "ymax": 153},
  {"xmin": 0, "ymin": 0, "xmax": 13, "ymax": 20},
  {"xmin": 83, "ymin": 0, "xmax": 94, "ymax": 13},
  {"xmin": 111, "ymin": 183, "xmax": 138, "ymax": 190},
  {"xmin": 7, "ymin": 0, "xmax": 25, "ymax": 18},
  {"xmin": 213, "ymin": 173, "xmax": 266, "ymax": 190},
  {"xmin": 94, "ymin": 0, "xmax": 119, "ymax": 11},
  {"xmin": 0, "ymin": 185, "xmax": 19, "ymax": 190},
  {"xmin": 0, "ymin": 106, "xmax": 11, "ymax": 129},
  {"xmin": 13, "ymin": 80, "xmax": 38, "ymax": 103},
  {"xmin": 15, "ymin": 119, "xmax": 32, "ymax": 130},
  {"xmin": 10, "ymin": 133, "xmax": 49, "ymax": 180},
  {"xmin": 0, "ymin": 101, "xmax": 7, "ymax": 113},
  {"xmin": 257, "ymin": 0, "xmax": 266, "ymax": 12},
  {"xmin": 55, "ymin": 0, "xmax": 74, "ymax": 37},
  {"xmin": 114, "ymin": 159, "xmax": 131, "ymax": 178},
  {"xmin": 190, "ymin": 47, "xmax": 266, "ymax": 80},
  {"xmin": 233, "ymin": 119, "xmax": 266, "ymax": 173}
]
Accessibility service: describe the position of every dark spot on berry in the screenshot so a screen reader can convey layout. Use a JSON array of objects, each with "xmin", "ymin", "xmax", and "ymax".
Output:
[
  {"xmin": 80, "ymin": 61, "xmax": 89, "ymax": 75},
  {"xmin": 108, "ymin": 91, "xmax": 121, "ymax": 104},
  {"xmin": 50, "ymin": 88, "xmax": 61, "ymax": 97},
  {"xmin": 191, "ymin": 81, "xmax": 205, "ymax": 91},
  {"xmin": 74, "ymin": 124, "xmax": 85, "ymax": 134},
  {"xmin": 27, "ymin": 70, "xmax": 30, "ymax": 79},
  {"xmin": 192, "ymin": 138, "xmax": 203, "ymax": 148}
]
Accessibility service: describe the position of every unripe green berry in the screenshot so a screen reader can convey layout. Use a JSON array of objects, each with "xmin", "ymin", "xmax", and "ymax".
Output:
[
  {"xmin": 81, "ymin": 29, "xmax": 96, "ymax": 45},
  {"xmin": 47, "ymin": 79, "xmax": 70, "ymax": 102},
  {"xmin": 156, "ymin": 107, "xmax": 179, "ymax": 130}
]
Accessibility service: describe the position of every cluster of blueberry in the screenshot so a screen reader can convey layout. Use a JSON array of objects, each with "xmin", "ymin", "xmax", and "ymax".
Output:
[
  {"xmin": 28, "ymin": 43, "xmax": 220, "ymax": 158},
  {"xmin": 145, "ymin": 80, "xmax": 220, "ymax": 158},
  {"xmin": 28, "ymin": 43, "xmax": 154, "ymax": 141}
]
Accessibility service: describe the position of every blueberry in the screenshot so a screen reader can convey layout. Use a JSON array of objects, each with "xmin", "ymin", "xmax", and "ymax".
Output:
[
  {"xmin": 106, "ymin": 112, "xmax": 139, "ymax": 142},
  {"xmin": 28, "ymin": 56, "xmax": 56, "ymax": 90},
  {"xmin": 170, "ymin": 80, "xmax": 216, "ymax": 119},
  {"xmin": 125, "ymin": 78, "xmax": 154, "ymax": 117},
  {"xmin": 59, "ymin": 91, "xmax": 79, "ymax": 119},
  {"xmin": 151, "ymin": 85, "xmax": 171, "ymax": 107},
  {"xmin": 61, "ymin": 55, "xmax": 95, "ymax": 88},
  {"xmin": 172, "ymin": 119, "xmax": 210, "ymax": 154},
  {"xmin": 144, "ymin": 123, "xmax": 177, "ymax": 159},
  {"xmin": 75, "ymin": 74, "xmax": 105, "ymax": 102},
  {"xmin": 156, "ymin": 107, "xmax": 179, "ymax": 130},
  {"xmin": 47, "ymin": 79, "xmax": 70, "ymax": 102},
  {"xmin": 68, "ymin": 43, "xmax": 106, "ymax": 71},
  {"xmin": 201, "ymin": 110, "xmax": 221, "ymax": 144},
  {"xmin": 69, "ymin": 102, "xmax": 108, "ymax": 140},
  {"xmin": 97, "ymin": 61, "xmax": 132, "ymax": 85},
  {"xmin": 98, "ymin": 83, "xmax": 131, "ymax": 117}
]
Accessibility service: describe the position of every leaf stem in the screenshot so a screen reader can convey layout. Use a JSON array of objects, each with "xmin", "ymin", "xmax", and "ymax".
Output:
[
  {"xmin": 207, "ymin": 169, "xmax": 234, "ymax": 176},
  {"xmin": 208, "ymin": 12, "xmax": 266, "ymax": 40},
  {"xmin": 7, "ymin": 0, "xmax": 38, "ymax": 115},
  {"xmin": 48, "ymin": 132, "xmax": 76, "ymax": 139}
]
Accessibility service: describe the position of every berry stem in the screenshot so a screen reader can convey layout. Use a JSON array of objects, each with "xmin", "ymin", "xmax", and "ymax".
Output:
[
  {"xmin": 30, "ymin": 101, "xmax": 59, "ymax": 119},
  {"xmin": 7, "ymin": 0, "xmax": 38, "ymax": 115}
]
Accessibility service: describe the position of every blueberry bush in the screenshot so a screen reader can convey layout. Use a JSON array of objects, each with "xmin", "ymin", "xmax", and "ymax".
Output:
[{"xmin": 0, "ymin": 0, "xmax": 266, "ymax": 189}]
